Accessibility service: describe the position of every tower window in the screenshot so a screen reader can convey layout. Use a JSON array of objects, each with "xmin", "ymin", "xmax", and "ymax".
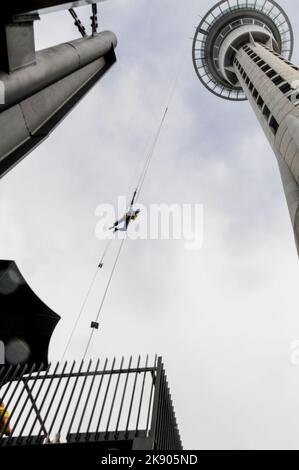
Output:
[
  {"xmin": 266, "ymin": 69, "xmax": 276, "ymax": 79},
  {"xmin": 261, "ymin": 64, "xmax": 271, "ymax": 73},
  {"xmin": 263, "ymin": 105, "xmax": 271, "ymax": 120},
  {"xmin": 257, "ymin": 96, "xmax": 264, "ymax": 108},
  {"xmin": 253, "ymin": 88, "xmax": 258, "ymax": 99},
  {"xmin": 269, "ymin": 116, "xmax": 279, "ymax": 135},
  {"xmin": 249, "ymin": 82, "xmax": 254, "ymax": 91},
  {"xmin": 258, "ymin": 60, "xmax": 266, "ymax": 67},
  {"xmin": 279, "ymin": 82, "xmax": 291, "ymax": 95},
  {"xmin": 273, "ymin": 75, "xmax": 284, "ymax": 86}
]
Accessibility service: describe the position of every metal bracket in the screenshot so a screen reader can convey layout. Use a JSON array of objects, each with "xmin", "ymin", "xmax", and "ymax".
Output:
[
  {"xmin": 69, "ymin": 9, "xmax": 87, "ymax": 38},
  {"xmin": 91, "ymin": 3, "xmax": 98, "ymax": 36},
  {"xmin": 0, "ymin": 14, "xmax": 39, "ymax": 73}
]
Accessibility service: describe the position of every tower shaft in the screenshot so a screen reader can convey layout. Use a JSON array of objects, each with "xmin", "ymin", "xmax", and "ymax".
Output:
[
  {"xmin": 193, "ymin": 0, "xmax": 299, "ymax": 255},
  {"xmin": 233, "ymin": 42, "xmax": 299, "ymax": 252}
]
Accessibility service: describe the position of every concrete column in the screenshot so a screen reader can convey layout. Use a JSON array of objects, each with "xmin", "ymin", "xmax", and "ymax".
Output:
[{"xmin": 233, "ymin": 43, "xmax": 299, "ymax": 254}]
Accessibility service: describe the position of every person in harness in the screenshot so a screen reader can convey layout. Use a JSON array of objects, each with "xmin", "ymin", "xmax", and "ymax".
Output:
[
  {"xmin": 109, "ymin": 208, "xmax": 140, "ymax": 232},
  {"xmin": 0, "ymin": 401, "xmax": 12, "ymax": 436}
]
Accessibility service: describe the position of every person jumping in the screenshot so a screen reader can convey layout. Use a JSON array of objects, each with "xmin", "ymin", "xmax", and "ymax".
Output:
[{"xmin": 110, "ymin": 208, "xmax": 140, "ymax": 232}]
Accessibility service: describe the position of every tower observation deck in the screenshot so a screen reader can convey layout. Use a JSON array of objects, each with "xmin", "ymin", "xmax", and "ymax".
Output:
[{"xmin": 193, "ymin": 0, "xmax": 299, "ymax": 255}]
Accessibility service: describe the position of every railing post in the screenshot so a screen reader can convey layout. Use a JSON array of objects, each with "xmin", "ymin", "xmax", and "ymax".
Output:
[{"xmin": 147, "ymin": 356, "xmax": 163, "ymax": 450}]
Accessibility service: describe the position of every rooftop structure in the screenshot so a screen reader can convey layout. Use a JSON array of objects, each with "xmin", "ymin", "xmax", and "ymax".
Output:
[{"xmin": 0, "ymin": 356, "xmax": 182, "ymax": 453}]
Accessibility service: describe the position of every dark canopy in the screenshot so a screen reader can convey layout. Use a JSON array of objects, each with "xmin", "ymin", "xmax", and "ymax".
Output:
[{"xmin": 0, "ymin": 260, "xmax": 60, "ymax": 371}]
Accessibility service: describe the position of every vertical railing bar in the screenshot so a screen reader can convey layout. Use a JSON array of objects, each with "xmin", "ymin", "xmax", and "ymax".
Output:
[
  {"xmin": 105, "ymin": 356, "xmax": 124, "ymax": 437},
  {"xmin": 114, "ymin": 356, "xmax": 132, "ymax": 438},
  {"xmin": 0, "ymin": 364, "xmax": 14, "ymax": 388},
  {"xmin": 167, "ymin": 393, "xmax": 172, "ymax": 450},
  {"xmin": 95, "ymin": 357, "xmax": 116, "ymax": 437},
  {"xmin": 0, "ymin": 365, "xmax": 5, "ymax": 380},
  {"xmin": 163, "ymin": 374, "xmax": 169, "ymax": 450},
  {"xmin": 174, "ymin": 411, "xmax": 179, "ymax": 449},
  {"xmin": 164, "ymin": 376, "xmax": 171, "ymax": 450},
  {"xmin": 162, "ymin": 376, "xmax": 167, "ymax": 450},
  {"xmin": 172, "ymin": 403, "xmax": 178, "ymax": 449},
  {"xmin": 0, "ymin": 363, "xmax": 26, "ymax": 445},
  {"xmin": 173, "ymin": 415, "xmax": 177, "ymax": 450},
  {"xmin": 76, "ymin": 358, "xmax": 100, "ymax": 437},
  {"xmin": 148, "ymin": 356, "xmax": 162, "ymax": 447},
  {"xmin": 65, "ymin": 359, "xmax": 92, "ymax": 437},
  {"xmin": 172, "ymin": 407, "xmax": 177, "ymax": 450},
  {"xmin": 168, "ymin": 386, "xmax": 175, "ymax": 450},
  {"xmin": 165, "ymin": 378, "xmax": 172, "ymax": 450},
  {"xmin": 125, "ymin": 355, "xmax": 141, "ymax": 436},
  {"xmin": 167, "ymin": 388, "xmax": 175, "ymax": 450},
  {"xmin": 9, "ymin": 363, "xmax": 45, "ymax": 441},
  {"xmin": 0, "ymin": 364, "xmax": 23, "ymax": 407},
  {"xmin": 170, "ymin": 387, "xmax": 180, "ymax": 449},
  {"xmin": 172, "ymin": 400, "xmax": 179, "ymax": 449},
  {"xmin": 48, "ymin": 360, "xmax": 78, "ymax": 436},
  {"xmin": 17, "ymin": 363, "xmax": 50, "ymax": 439},
  {"xmin": 85, "ymin": 357, "xmax": 108, "ymax": 438},
  {"xmin": 135, "ymin": 354, "xmax": 148, "ymax": 436},
  {"xmin": 27, "ymin": 361, "xmax": 60, "ymax": 441},
  {"xmin": 145, "ymin": 355, "xmax": 157, "ymax": 436},
  {"xmin": 172, "ymin": 408, "xmax": 176, "ymax": 449},
  {"xmin": 0, "ymin": 363, "xmax": 36, "ymax": 441},
  {"xmin": 155, "ymin": 368, "xmax": 164, "ymax": 449},
  {"xmin": 37, "ymin": 361, "xmax": 70, "ymax": 439},
  {"xmin": 162, "ymin": 373, "xmax": 167, "ymax": 450},
  {"xmin": 158, "ymin": 370, "xmax": 165, "ymax": 450}
]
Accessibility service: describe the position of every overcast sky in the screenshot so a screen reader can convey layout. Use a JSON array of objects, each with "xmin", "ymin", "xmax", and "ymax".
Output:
[{"xmin": 2, "ymin": 0, "xmax": 299, "ymax": 450}]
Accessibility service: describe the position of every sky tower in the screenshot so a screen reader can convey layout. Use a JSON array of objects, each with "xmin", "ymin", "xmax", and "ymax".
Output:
[{"xmin": 192, "ymin": 0, "xmax": 299, "ymax": 255}]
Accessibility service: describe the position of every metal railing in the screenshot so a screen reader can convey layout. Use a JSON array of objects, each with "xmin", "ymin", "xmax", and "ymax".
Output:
[{"xmin": 0, "ymin": 356, "xmax": 182, "ymax": 450}]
